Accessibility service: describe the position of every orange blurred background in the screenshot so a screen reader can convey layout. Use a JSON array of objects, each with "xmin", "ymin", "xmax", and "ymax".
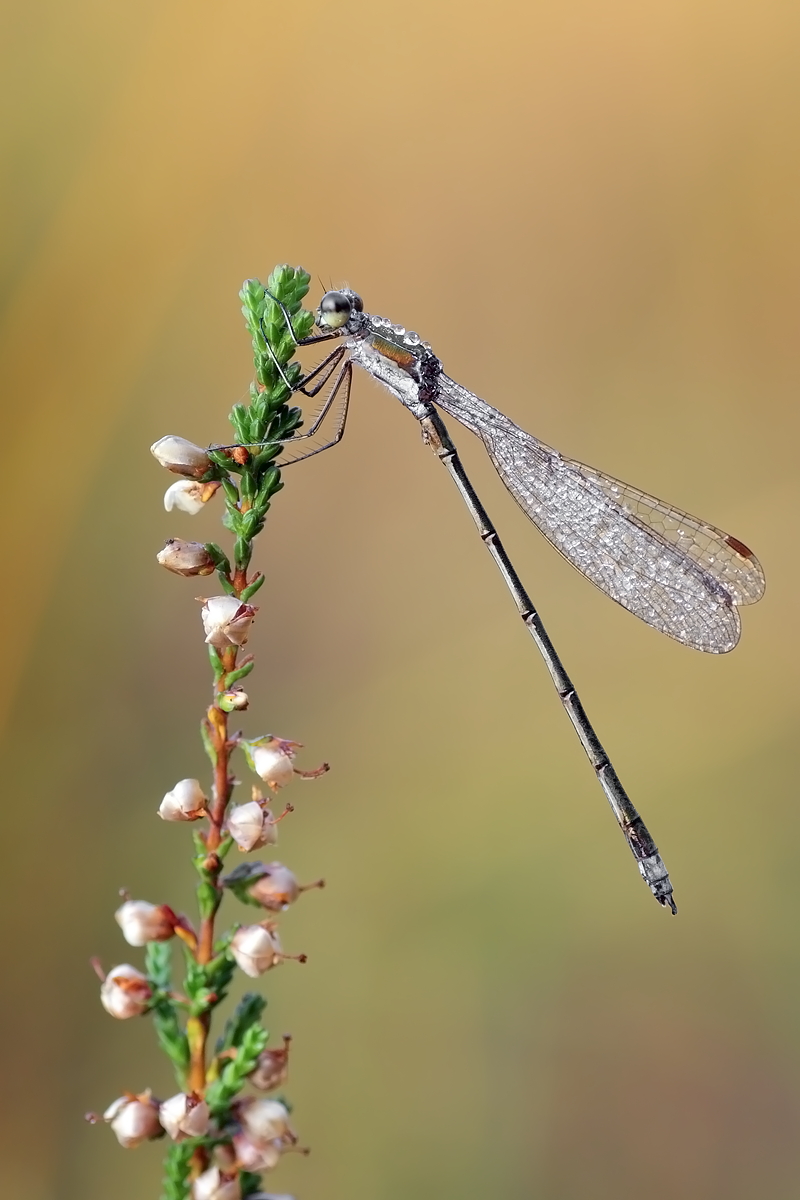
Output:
[{"xmin": 2, "ymin": 1, "xmax": 799, "ymax": 1197}]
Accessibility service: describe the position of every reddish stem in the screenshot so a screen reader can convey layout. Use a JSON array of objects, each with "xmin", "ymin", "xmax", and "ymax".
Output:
[{"xmin": 188, "ymin": 582, "xmax": 246, "ymax": 1102}]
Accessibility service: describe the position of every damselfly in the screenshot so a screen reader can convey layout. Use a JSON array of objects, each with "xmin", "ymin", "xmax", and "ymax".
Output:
[{"xmin": 220, "ymin": 287, "xmax": 765, "ymax": 912}]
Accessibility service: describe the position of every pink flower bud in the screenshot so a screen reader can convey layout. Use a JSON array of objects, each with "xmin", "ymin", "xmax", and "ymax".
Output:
[
  {"xmin": 115, "ymin": 900, "xmax": 175, "ymax": 946},
  {"xmin": 151, "ymin": 435, "xmax": 211, "ymax": 477},
  {"xmin": 157, "ymin": 538, "xmax": 216, "ymax": 577},
  {"xmin": 236, "ymin": 1097, "xmax": 295, "ymax": 1145},
  {"xmin": 159, "ymin": 1092, "xmax": 210, "ymax": 1141},
  {"xmin": 225, "ymin": 800, "xmax": 279, "ymax": 852},
  {"xmin": 232, "ymin": 1131, "xmax": 283, "ymax": 1172},
  {"xmin": 245, "ymin": 863, "xmax": 300, "ymax": 911},
  {"xmin": 201, "ymin": 595, "xmax": 257, "ymax": 649},
  {"xmin": 103, "ymin": 1091, "xmax": 162, "ymax": 1147},
  {"xmin": 192, "ymin": 1166, "xmax": 242, "ymax": 1200},
  {"xmin": 248, "ymin": 1036, "xmax": 291, "ymax": 1091},
  {"xmin": 164, "ymin": 480, "xmax": 221, "ymax": 514},
  {"xmin": 159, "ymin": 778, "xmax": 208, "ymax": 822},
  {"xmin": 231, "ymin": 924, "xmax": 283, "ymax": 977},
  {"xmin": 100, "ymin": 964, "xmax": 153, "ymax": 1019}
]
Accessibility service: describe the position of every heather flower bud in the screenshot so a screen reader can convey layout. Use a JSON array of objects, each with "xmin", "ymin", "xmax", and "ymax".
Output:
[
  {"xmin": 249, "ymin": 1036, "xmax": 291, "ymax": 1091},
  {"xmin": 236, "ymin": 1097, "xmax": 295, "ymax": 1145},
  {"xmin": 245, "ymin": 737, "xmax": 298, "ymax": 789},
  {"xmin": 232, "ymin": 1131, "xmax": 283, "ymax": 1172},
  {"xmin": 219, "ymin": 687, "xmax": 249, "ymax": 712},
  {"xmin": 164, "ymin": 479, "xmax": 221, "ymax": 514},
  {"xmin": 159, "ymin": 1092, "xmax": 210, "ymax": 1141},
  {"xmin": 231, "ymin": 924, "xmax": 283, "ymax": 977},
  {"xmin": 159, "ymin": 778, "xmax": 208, "ymax": 822},
  {"xmin": 247, "ymin": 862, "xmax": 300, "ymax": 910},
  {"xmin": 151, "ymin": 435, "xmax": 211, "ymax": 477},
  {"xmin": 193, "ymin": 1166, "xmax": 242, "ymax": 1200},
  {"xmin": 201, "ymin": 595, "xmax": 257, "ymax": 649},
  {"xmin": 100, "ymin": 964, "xmax": 153, "ymax": 1019},
  {"xmin": 157, "ymin": 538, "xmax": 215, "ymax": 577},
  {"xmin": 115, "ymin": 900, "xmax": 175, "ymax": 946},
  {"xmin": 103, "ymin": 1091, "xmax": 162, "ymax": 1147},
  {"xmin": 225, "ymin": 799, "xmax": 279, "ymax": 853}
]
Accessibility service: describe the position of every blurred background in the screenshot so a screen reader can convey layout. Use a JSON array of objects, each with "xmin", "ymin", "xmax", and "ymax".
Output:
[{"xmin": 1, "ymin": 1, "xmax": 798, "ymax": 1196}]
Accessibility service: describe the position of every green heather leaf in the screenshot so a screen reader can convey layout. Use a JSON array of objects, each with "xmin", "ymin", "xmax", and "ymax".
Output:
[
  {"xmin": 240, "ymin": 575, "xmax": 264, "ymax": 602},
  {"xmin": 240, "ymin": 1171, "xmax": 264, "ymax": 1197},
  {"xmin": 215, "ymin": 992, "xmax": 267, "ymax": 1054},
  {"xmin": 240, "ymin": 509, "xmax": 262, "ymax": 540},
  {"xmin": 152, "ymin": 998, "xmax": 190, "ymax": 1081},
  {"xmin": 207, "ymin": 644, "xmax": 225, "ymax": 679},
  {"xmin": 196, "ymin": 879, "xmax": 221, "ymax": 922},
  {"xmin": 145, "ymin": 941, "xmax": 173, "ymax": 991},
  {"xmin": 206, "ymin": 1020, "xmax": 269, "ymax": 1114},
  {"xmin": 204, "ymin": 542, "xmax": 231, "ymax": 574},
  {"xmin": 160, "ymin": 1141, "xmax": 192, "ymax": 1200},
  {"xmin": 224, "ymin": 660, "xmax": 255, "ymax": 687},
  {"xmin": 229, "ymin": 403, "xmax": 252, "ymax": 444},
  {"xmin": 204, "ymin": 947, "xmax": 236, "ymax": 1006},
  {"xmin": 221, "ymin": 477, "xmax": 240, "ymax": 505},
  {"xmin": 255, "ymin": 465, "xmax": 280, "ymax": 501},
  {"xmin": 234, "ymin": 537, "xmax": 252, "ymax": 571}
]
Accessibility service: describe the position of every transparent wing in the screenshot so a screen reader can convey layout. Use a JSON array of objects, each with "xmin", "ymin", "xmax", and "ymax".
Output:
[
  {"xmin": 572, "ymin": 462, "xmax": 765, "ymax": 606},
  {"xmin": 435, "ymin": 375, "xmax": 764, "ymax": 653}
]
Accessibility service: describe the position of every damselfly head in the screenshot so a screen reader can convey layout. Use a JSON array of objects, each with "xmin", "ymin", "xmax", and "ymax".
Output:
[{"xmin": 317, "ymin": 288, "xmax": 363, "ymax": 330}]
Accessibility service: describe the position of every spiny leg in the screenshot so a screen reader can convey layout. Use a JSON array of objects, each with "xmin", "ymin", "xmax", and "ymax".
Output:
[
  {"xmin": 214, "ymin": 346, "xmax": 349, "ymax": 453},
  {"xmin": 259, "ymin": 288, "xmax": 344, "ymax": 392},
  {"xmin": 279, "ymin": 360, "xmax": 352, "ymax": 467}
]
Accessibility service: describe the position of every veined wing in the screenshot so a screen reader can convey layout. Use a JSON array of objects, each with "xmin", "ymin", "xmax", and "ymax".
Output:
[
  {"xmin": 572, "ymin": 462, "xmax": 765, "ymax": 607},
  {"xmin": 435, "ymin": 375, "xmax": 764, "ymax": 653}
]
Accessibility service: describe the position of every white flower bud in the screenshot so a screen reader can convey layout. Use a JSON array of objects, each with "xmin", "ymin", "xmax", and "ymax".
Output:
[
  {"xmin": 250, "ymin": 738, "xmax": 298, "ymax": 789},
  {"xmin": 115, "ymin": 900, "xmax": 175, "ymax": 946},
  {"xmin": 231, "ymin": 924, "xmax": 283, "ymax": 977},
  {"xmin": 232, "ymin": 1131, "xmax": 282, "ymax": 1172},
  {"xmin": 159, "ymin": 1092, "xmax": 210, "ymax": 1141},
  {"xmin": 249, "ymin": 1036, "xmax": 291, "ymax": 1091},
  {"xmin": 100, "ymin": 964, "xmax": 152, "ymax": 1019},
  {"xmin": 157, "ymin": 538, "xmax": 215, "ymax": 577},
  {"xmin": 246, "ymin": 863, "xmax": 300, "ymax": 911},
  {"xmin": 164, "ymin": 479, "xmax": 221, "ymax": 514},
  {"xmin": 159, "ymin": 778, "xmax": 208, "ymax": 822},
  {"xmin": 151, "ymin": 435, "xmax": 211, "ymax": 477},
  {"xmin": 103, "ymin": 1091, "xmax": 162, "ymax": 1147},
  {"xmin": 225, "ymin": 800, "xmax": 278, "ymax": 852},
  {"xmin": 192, "ymin": 1166, "xmax": 242, "ymax": 1200},
  {"xmin": 201, "ymin": 595, "xmax": 257, "ymax": 649},
  {"xmin": 236, "ymin": 1097, "xmax": 295, "ymax": 1145},
  {"xmin": 219, "ymin": 687, "xmax": 249, "ymax": 712}
]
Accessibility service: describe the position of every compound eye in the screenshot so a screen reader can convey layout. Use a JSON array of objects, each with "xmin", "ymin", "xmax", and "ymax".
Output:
[
  {"xmin": 318, "ymin": 290, "xmax": 352, "ymax": 329},
  {"xmin": 350, "ymin": 292, "xmax": 364, "ymax": 312}
]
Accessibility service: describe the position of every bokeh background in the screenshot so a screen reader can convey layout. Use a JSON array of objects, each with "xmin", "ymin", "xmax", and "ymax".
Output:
[{"xmin": 2, "ymin": 1, "xmax": 798, "ymax": 1197}]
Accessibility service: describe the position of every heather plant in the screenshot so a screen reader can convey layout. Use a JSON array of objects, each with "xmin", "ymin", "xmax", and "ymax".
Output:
[{"xmin": 87, "ymin": 266, "xmax": 328, "ymax": 1200}]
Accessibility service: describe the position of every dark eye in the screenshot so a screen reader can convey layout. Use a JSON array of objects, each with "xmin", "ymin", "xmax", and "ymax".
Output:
[
  {"xmin": 350, "ymin": 292, "xmax": 364, "ymax": 312},
  {"xmin": 318, "ymin": 291, "xmax": 352, "ymax": 329}
]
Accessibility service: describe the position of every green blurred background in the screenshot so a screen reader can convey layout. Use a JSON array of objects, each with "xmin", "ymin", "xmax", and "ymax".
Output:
[{"xmin": 1, "ymin": 1, "xmax": 798, "ymax": 1196}]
